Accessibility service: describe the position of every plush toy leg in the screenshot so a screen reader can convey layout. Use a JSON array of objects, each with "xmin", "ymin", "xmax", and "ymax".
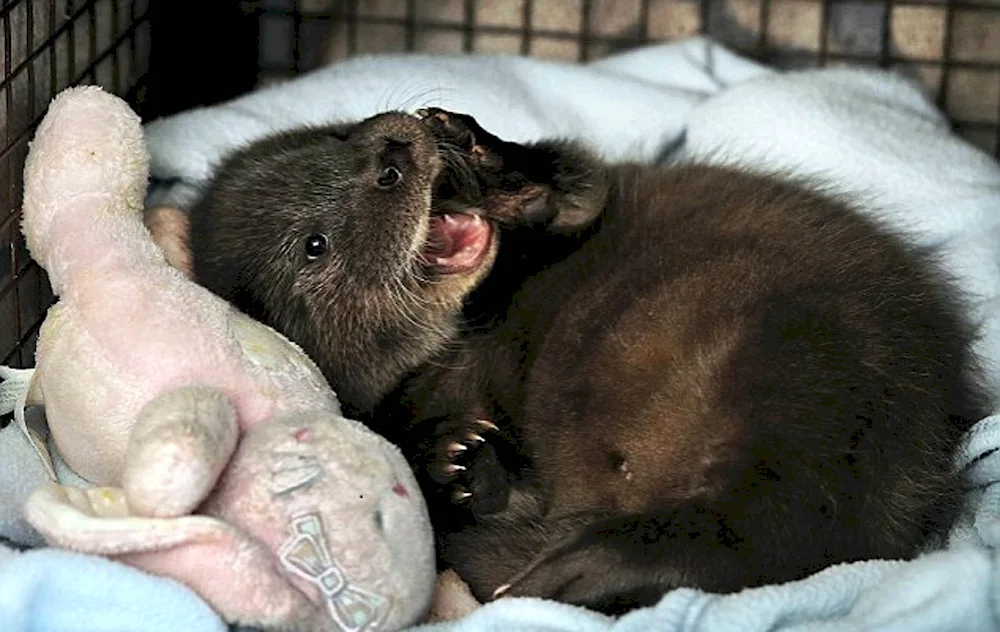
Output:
[{"xmin": 123, "ymin": 386, "xmax": 238, "ymax": 518}]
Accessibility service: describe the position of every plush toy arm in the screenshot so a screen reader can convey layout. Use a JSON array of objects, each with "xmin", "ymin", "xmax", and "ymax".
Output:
[{"xmin": 123, "ymin": 386, "xmax": 239, "ymax": 518}]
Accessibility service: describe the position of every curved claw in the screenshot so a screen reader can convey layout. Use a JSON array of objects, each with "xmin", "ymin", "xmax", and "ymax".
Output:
[{"xmin": 474, "ymin": 419, "xmax": 500, "ymax": 433}]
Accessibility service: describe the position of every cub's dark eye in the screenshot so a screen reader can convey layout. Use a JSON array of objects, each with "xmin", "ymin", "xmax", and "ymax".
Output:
[
  {"xmin": 305, "ymin": 234, "xmax": 328, "ymax": 259},
  {"xmin": 377, "ymin": 165, "xmax": 402, "ymax": 189}
]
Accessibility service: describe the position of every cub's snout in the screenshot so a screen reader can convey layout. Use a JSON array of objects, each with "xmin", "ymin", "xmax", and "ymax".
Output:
[{"xmin": 348, "ymin": 111, "xmax": 444, "ymax": 192}]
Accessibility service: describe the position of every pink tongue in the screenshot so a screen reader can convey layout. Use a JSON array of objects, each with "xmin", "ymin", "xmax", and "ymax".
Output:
[{"xmin": 424, "ymin": 214, "xmax": 492, "ymax": 273}]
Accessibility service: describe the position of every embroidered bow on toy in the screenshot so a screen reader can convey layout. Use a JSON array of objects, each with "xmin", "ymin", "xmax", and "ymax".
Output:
[{"xmin": 280, "ymin": 513, "xmax": 392, "ymax": 632}]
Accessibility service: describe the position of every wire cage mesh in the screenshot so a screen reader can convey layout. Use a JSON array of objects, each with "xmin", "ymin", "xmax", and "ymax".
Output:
[
  {"xmin": 3, "ymin": 0, "xmax": 1000, "ymax": 371},
  {"xmin": 255, "ymin": 0, "xmax": 1000, "ymax": 157},
  {"xmin": 0, "ymin": 0, "xmax": 152, "ymax": 369}
]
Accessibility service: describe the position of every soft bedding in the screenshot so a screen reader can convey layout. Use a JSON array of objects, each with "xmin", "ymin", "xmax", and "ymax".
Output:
[{"xmin": 2, "ymin": 36, "xmax": 999, "ymax": 632}]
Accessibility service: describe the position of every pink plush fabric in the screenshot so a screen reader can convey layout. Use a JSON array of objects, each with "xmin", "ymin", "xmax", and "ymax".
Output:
[{"xmin": 18, "ymin": 86, "xmax": 437, "ymax": 632}]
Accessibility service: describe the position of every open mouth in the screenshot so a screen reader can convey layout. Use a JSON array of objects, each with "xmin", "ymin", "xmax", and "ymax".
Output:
[{"xmin": 422, "ymin": 212, "xmax": 494, "ymax": 275}]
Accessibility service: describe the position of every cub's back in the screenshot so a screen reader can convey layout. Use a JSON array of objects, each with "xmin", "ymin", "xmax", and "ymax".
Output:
[{"xmin": 504, "ymin": 164, "xmax": 982, "ymax": 551}]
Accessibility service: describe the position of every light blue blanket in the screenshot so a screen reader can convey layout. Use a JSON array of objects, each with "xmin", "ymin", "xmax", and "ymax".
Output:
[
  {"xmin": 0, "ymin": 545, "xmax": 224, "ymax": 632},
  {"xmin": 2, "ymin": 414, "xmax": 997, "ymax": 632},
  {"xmin": 4, "ymin": 37, "xmax": 1000, "ymax": 632}
]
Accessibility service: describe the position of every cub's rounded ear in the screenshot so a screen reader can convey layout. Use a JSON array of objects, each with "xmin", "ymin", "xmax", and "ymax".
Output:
[
  {"xmin": 532, "ymin": 140, "xmax": 608, "ymax": 234},
  {"xmin": 144, "ymin": 205, "xmax": 193, "ymax": 278},
  {"xmin": 482, "ymin": 184, "xmax": 554, "ymax": 226}
]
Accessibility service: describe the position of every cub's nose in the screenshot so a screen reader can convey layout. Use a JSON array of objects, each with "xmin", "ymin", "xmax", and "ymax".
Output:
[
  {"xmin": 358, "ymin": 112, "xmax": 437, "ymax": 160},
  {"xmin": 357, "ymin": 111, "xmax": 441, "ymax": 180}
]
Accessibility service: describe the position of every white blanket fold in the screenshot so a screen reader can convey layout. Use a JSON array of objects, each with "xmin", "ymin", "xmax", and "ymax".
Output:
[{"xmin": 142, "ymin": 37, "xmax": 769, "ymax": 210}]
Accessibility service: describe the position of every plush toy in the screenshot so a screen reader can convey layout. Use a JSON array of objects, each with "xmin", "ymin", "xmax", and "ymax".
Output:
[{"xmin": 5, "ymin": 85, "xmax": 438, "ymax": 632}]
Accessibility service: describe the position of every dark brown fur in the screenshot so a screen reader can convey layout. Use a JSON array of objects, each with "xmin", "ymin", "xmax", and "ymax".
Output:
[{"xmin": 167, "ymin": 110, "xmax": 988, "ymax": 615}]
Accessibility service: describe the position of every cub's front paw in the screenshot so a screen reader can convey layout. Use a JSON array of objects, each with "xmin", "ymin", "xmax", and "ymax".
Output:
[
  {"xmin": 417, "ymin": 107, "xmax": 503, "ymax": 170},
  {"xmin": 419, "ymin": 416, "xmax": 509, "ymax": 517}
]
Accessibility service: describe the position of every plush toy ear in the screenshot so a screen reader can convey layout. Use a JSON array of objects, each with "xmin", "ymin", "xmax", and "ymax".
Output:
[
  {"xmin": 144, "ymin": 205, "xmax": 194, "ymax": 278},
  {"xmin": 23, "ymin": 483, "xmax": 316, "ymax": 627}
]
